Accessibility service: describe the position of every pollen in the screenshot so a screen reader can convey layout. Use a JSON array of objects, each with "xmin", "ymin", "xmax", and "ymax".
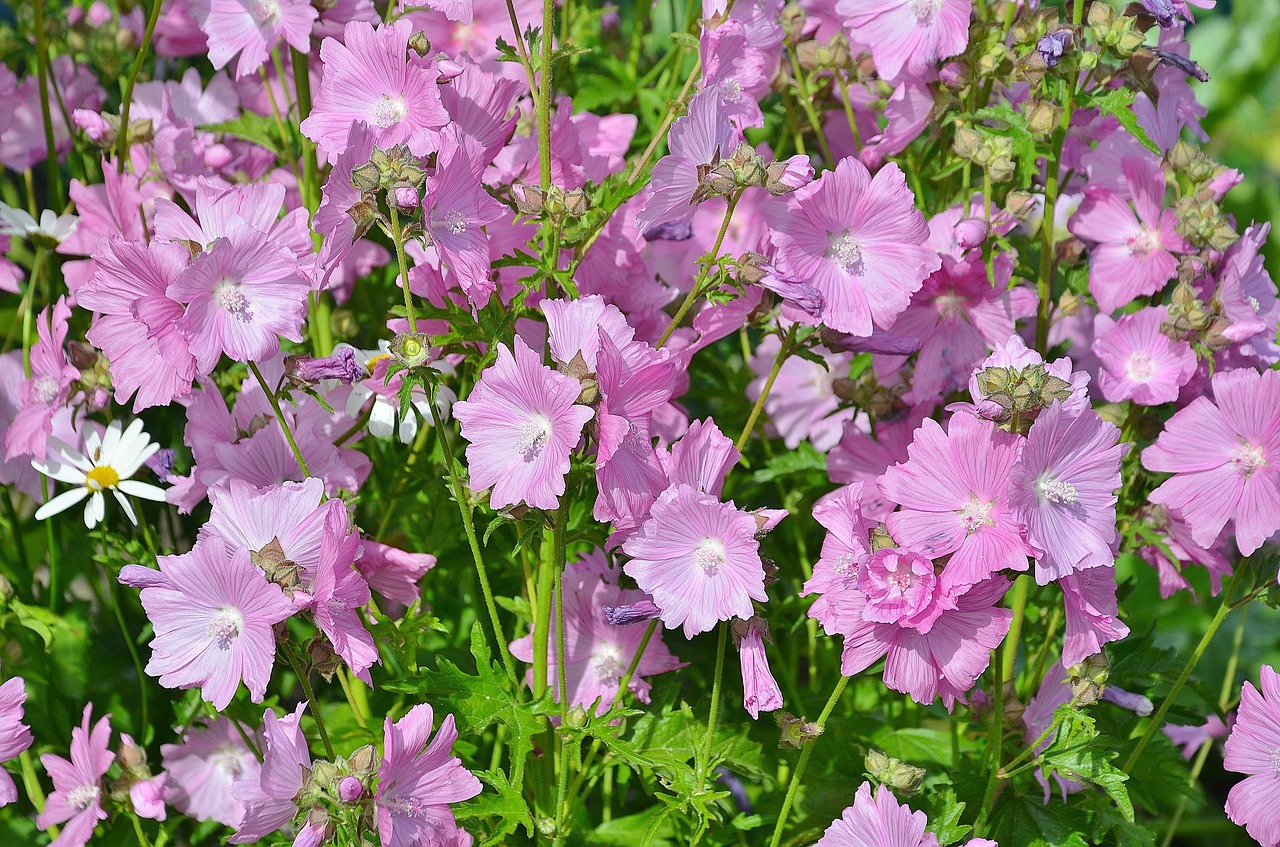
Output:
[{"xmin": 85, "ymin": 465, "xmax": 121, "ymax": 491}]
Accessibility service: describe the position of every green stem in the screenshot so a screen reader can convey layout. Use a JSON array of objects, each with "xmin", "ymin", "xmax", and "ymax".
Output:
[
  {"xmin": 697, "ymin": 623, "xmax": 729, "ymax": 784},
  {"xmin": 1001, "ymin": 575, "xmax": 1030, "ymax": 679},
  {"xmin": 388, "ymin": 205, "xmax": 417, "ymax": 334},
  {"xmin": 426, "ymin": 396, "xmax": 522, "ymax": 690},
  {"xmin": 628, "ymin": 58, "xmax": 701, "ymax": 184},
  {"xmin": 20, "ymin": 750, "xmax": 54, "ymax": 838},
  {"xmin": 130, "ymin": 811, "xmax": 154, "ymax": 847},
  {"xmin": 107, "ymin": 568, "xmax": 150, "ymax": 732},
  {"xmin": 974, "ymin": 641, "xmax": 1007, "ymax": 836},
  {"xmin": 538, "ymin": 0, "xmax": 555, "ymax": 192},
  {"xmin": 503, "ymin": 0, "xmax": 540, "ymax": 106},
  {"xmin": 657, "ymin": 191, "xmax": 741, "ymax": 348},
  {"xmin": 552, "ymin": 506, "xmax": 571, "ymax": 844},
  {"xmin": 249, "ymin": 362, "xmax": 312, "ymax": 478},
  {"xmin": 737, "ymin": 323, "xmax": 798, "ymax": 451},
  {"xmin": 1122, "ymin": 566, "xmax": 1245, "ymax": 774},
  {"xmin": 768, "ymin": 676, "xmax": 850, "ymax": 847},
  {"xmin": 117, "ymin": 0, "xmax": 163, "ymax": 172},
  {"xmin": 281, "ymin": 640, "xmax": 336, "ymax": 759},
  {"xmin": 786, "ymin": 49, "xmax": 834, "ymax": 167},
  {"xmin": 31, "ymin": 0, "xmax": 60, "ymax": 201}
]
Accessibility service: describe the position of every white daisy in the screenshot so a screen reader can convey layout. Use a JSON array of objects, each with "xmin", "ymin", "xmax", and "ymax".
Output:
[
  {"xmin": 32, "ymin": 419, "xmax": 167, "ymax": 528},
  {"xmin": 340, "ymin": 342, "xmax": 456, "ymax": 444},
  {"xmin": 0, "ymin": 202, "xmax": 79, "ymax": 245}
]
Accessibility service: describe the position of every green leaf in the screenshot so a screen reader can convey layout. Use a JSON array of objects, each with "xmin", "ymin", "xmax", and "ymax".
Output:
[
  {"xmin": 751, "ymin": 442, "xmax": 826, "ymax": 484},
  {"xmin": 988, "ymin": 791, "xmax": 1089, "ymax": 847},
  {"xmin": 925, "ymin": 788, "xmax": 970, "ymax": 845},
  {"xmin": 206, "ymin": 113, "xmax": 287, "ymax": 157},
  {"xmin": 457, "ymin": 769, "xmax": 534, "ymax": 845},
  {"xmin": 1088, "ymin": 88, "xmax": 1161, "ymax": 155}
]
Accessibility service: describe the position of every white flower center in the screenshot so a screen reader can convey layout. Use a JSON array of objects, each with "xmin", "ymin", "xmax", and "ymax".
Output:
[
  {"xmin": 214, "ymin": 279, "xmax": 250, "ymax": 320},
  {"xmin": 935, "ymin": 291, "xmax": 966, "ymax": 319},
  {"xmin": 371, "ymin": 95, "xmax": 409, "ymax": 129},
  {"xmin": 1248, "ymin": 295, "xmax": 1261, "ymax": 313},
  {"xmin": 959, "ymin": 497, "xmax": 995, "ymax": 533},
  {"xmin": 1231, "ymin": 442, "xmax": 1268, "ymax": 477},
  {"xmin": 1036, "ymin": 474, "xmax": 1078, "ymax": 505},
  {"xmin": 32, "ymin": 374, "xmax": 60, "ymax": 404},
  {"xmin": 443, "ymin": 210, "xmax": 468, "ymax": 234},
  {"xmin": 206, "ymin": 607, "xmax": 244, "ymax": 649},
  {"xmin": 719, "ymin": 79, "xmax": 744, "ymax": 103},
  {"xmin": 1125, "ymin": 351, "xmax": 1156, "ymax": 382},
  {"xmin": 832, "ymin": 552, "xmax": 856, "ymax": 575},
  {"xmin": 694, "ymin": 537, "xmax": 727, "ymax": 576},
  {"xmin": 67, "ymin": 784, "xmax": 99, "ymax": 812},
  {"xmin": 516, "ymin": 414, "xmax": 553, "ymax": 461},
  {"xmin": 591, "ymin": 644, "xmax": 625, "ymax": 685},
  {"xmin": 251, "ymin": 0, "xmax": 282, "ymax": 24},
  {"xmin": 214, "ymin": 748, "xmax": 244, "ymax": 779},
  {"xmin": 828, "ymin": 233, "xmax": 864, "ymax": 274},
  {"xmin": 911, "ymin": 0, "xmax": 943, "ymax": 21},
  {"xmin": 1126, "ymin": 226, "xmax": 1162, "ymax": 256}
]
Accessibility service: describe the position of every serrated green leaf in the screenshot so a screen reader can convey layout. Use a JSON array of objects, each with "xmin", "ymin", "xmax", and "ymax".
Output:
[
  {"xmin": 1088, "ymin": 88, "xmax": 1161, "ymax": 154},
  {"xmin": 751, "ymin": 442, "xmax": 826, "ymax": 484},
  {"xmin": 457, "ymin": 769, "xmax": 533, "ymax": 843}
]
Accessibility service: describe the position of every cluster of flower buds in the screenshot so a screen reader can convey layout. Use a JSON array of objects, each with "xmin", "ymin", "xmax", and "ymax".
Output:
[
  {"xmin": 253, "ymin": 537, "xmax": 305, "ymax": 593},
  {"xmin": 1087, "ymin": 3, "xmax": 1148, "ymax": 58},
  {"xmin": 77, "ymin": 112, "xmax": 154, "ymax": 151},
  {"xmin": 864, "ymin": 749, "xmax": 926, "ymax": 795},
  {"xmin": 952, "ymin": 126, "xmax": 1015, "ymax": 183},
  {"xmin": 68, "ymin": 341, "xmax": 111, "ymax": 411},
  {"xmin": 1162, "ymin": 280, "xmax": 1233, "ymax": 350},
  {"xmin": 832, "ymin": 368, "xmax": 907, "ymax": 423},
  {"xmin": 301, "ymin": 744, "xmax": 379, "ymax": 837},
  {"xmin": 795, "ymin": 33, "xmax": 851, "ymax": 73},
  {"xmin": 110, "ymin": 734, "xmax": 164, "ymax": 820},
  {"xmin": 513, "ymin": 183, "xmax": 589, "ymax": 223},
  {"xmin": 352, "ymin": 144, "xmax": 428, "ymax": 218},
  {"xmin": 973, "ymin": 362, "xmax": 1074, "ymax": 431},
  {"xmin": 694, "ymin": 143, "xmax": 806, "ymax": 202},
  {"xmin": 1068, "ymin": 653, "xmax": 1111, "ymax": 707},
  {"xmin": 1174, "ymin": 194, "xmax": 1238, "ymax": 252}
]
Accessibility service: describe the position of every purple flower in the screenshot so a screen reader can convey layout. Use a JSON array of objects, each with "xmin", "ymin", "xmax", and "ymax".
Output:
[
  {"xmin": 635, "ymin": 91, "xmax": 741, "ymax": 233},
  {"xmin": 375, "ymin": 704, "xmax": 483, "ymax": 847},
  {"xmin": 37, "ymin": 706, "xmax": 112, "ymax": 847},
  {"xmin": 454, "ymin": 337, "xmax": 594, "ymax": 511},
  {"xmin": 1215, "ymin": 223, "xmax": 1279, "ymax": 364},
  {"xmin": 190, "ymin": 0, "xmax": 316, "ymax": 78},
  {"xmin": 1059, "ymin": 567, "xmax": 1130, "ymax": 667},
  {"xmin": 815, "ymin": 781, "xmax": 941, "ymax": 847},
  {"xmin": 1165, "ymin": 714, "xmax": 1231, "ymax": 760},
  {"xmin": 311, "ymin": 503, "xmax": 379, "ymax": 683},
  {"xmin": 623, "ymin": 484, "xmax": 768, "ymax": 638},
  {"xmin": 287, "ymin": 348, "xmax": 364, "ymax": 385},
  {"xmin": 4, "ymin": 297, "xmax": 77, "ymax": 461},
  {"xmin": 880, "ymin": 412, "xmax": 1035, "ymax": 591},
  {"xmin": 1037, "ymin": 31, "xmax": 1071, "ymax": 67},
  {"xmin": 1224, "ymin": 666, "xmax": 1280, "ymax": 846},
  {"xmin": 138, "ymin": 536, "xmax": 295, "ymax": 709},
  {"xmin": 1008, "ymin": 403, "xmax": 1127, "ymax": 584},
  {"xmin": 737, "ymin": 618, "xmax": 783, "ymax": 719},
  {"xmin": 0, "ymin": 677, "xmax": 33, "ymax": 806},
  {"xmin": 1143, "ymin": 367, "xmax": 1280, "ymax": 556},
  {"xmin": 765, "ymin": 157, "xmax": 940, "ymax": 337},
  {"xmin": 355, "ymin": 540, "xmax": 437, "ymax": 614}
]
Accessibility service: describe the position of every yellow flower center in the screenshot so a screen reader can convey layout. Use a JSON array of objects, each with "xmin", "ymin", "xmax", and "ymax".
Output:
[
  {"xmin": 85, "ymin": 465, "xmax": 120, "ymax": 491},
  {"xmin": 366, "ymin": 353, "xmax": 391, "ymax": 376}
]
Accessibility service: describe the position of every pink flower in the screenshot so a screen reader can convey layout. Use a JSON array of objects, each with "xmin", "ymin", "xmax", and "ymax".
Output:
[
  {"xmin": 510, "ymin": 552, "xmax": 683, "ymax": 713},
  {"xmin": 1094, "ymin": 307, "xmax": 1197, "ymax": 405},
  {"xmin": 1069, "ymin": 157, "xmax": 1189, "ymax": 312},
  {"xmin": 37, "ymin": 706, "xmax": 113, "ymax": 847},
  {"xmin": 167, "ymin": 224, "xmax": 310, "ymax": 372},
  {"xmin": 231, "ymin": 703, "xmax": 311, "ymax": 843},
  {"xmin": 1166, "ymin": 714, "xmax": 1231, "ymax": 760},
  {"xmin": 77, "ymin": 238, "xmax": 196, "ymax": 412},
  {"xmin": 1143, "ymin": 367, "xmax": 1280, "ymax": 556},
  {"xmin": 838, "ymin": 0, "xmax": 973, "ymax": 83},
  {"xmin": 700, "ymin": 19, "xmax": 770, "ymax": 127},
  {"xmin": 375, "ymin": 704, "xmax": 483, "ymax": 847},
  {"xmin": 747, "ymin": 337, "xmax": 855, "ymax": 451},
  {"xmin": 1224, "ymin": 666, "xmax": 1280, "ymax": 846},
  {"xmin": 623, "ymin": 484, "xmax": 768, "ymax": 638},
  {"xmin": 1058, "ymin": 567, "xmax": 1129, "ymax": 667},
  {"xmin": 804, "ymin": 483, "xmax": 876, "ymax": 628},
  {"xmin": 161, "ymin": 717, "xmax": 260, "ymax": 827},
  {"xmin": 822, "ymin": 574, "xmax": 1012, "ymax": 709},
  {"xmin": 355, "ymin": 540, "xmax": 437, "ymax": 612},
  {"xmin": 880, "ymin": 413, "xmax": 1034, "ymax": 591},
  {"xmin": 1215, "ymin": 223, "xmax": 1279, "ymax": 364},
  {"xmin": 453, "ymin": 337, "xmax": 594, "ymax": 510},
  {"xmin": 202, "ymin": 477, "xmax": 329, "ymax": 579},
  {"xmin": 765, "ymin": 157, "xmax": 939, "ymax": 336},
  {"xmin": 815, "ymin": 781, "xmax": 941, "ymax": 847},
  {"xmin": 4, "ymin": 297, "xmax": 77, "ymax": 461},
  {"xmin": 425, "ymin": 127, "xmax": 510, "ymax": 307},
  {"xmin": 737, "ymin": 618, "xmax": 783, "ymax": 719},
  {"xmin": 311, "ymin": 503, "xmax": 379, "ymax": 683},
  {"xmin": 1008, "ymin": 403, "xmax": 1127, "ymax": 584},
  {"xmin": 0, "ymin": 677, "xmax": 33, "ymax": 806},
  {"xmin": 301, "ymin": 20, "xmax": 449, "ymax": 156},
  {"xmin": 138, "ymin": 536, "xmax": 295, "ymax": 709},
  {"xmin": 190, "ymin": 0, "xmax": 317, "ymax": 79},
  {"xmin": 855, "ymin": 547, "xmax": 956, "ymax": 631}
]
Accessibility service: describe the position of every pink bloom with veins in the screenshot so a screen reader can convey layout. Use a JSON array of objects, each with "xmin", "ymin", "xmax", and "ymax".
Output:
[
  {"xmin": 1093, "ymin": 306, "xmax": 1197, "ymax": 406},
  {"xmin": 1224, "ymin": 666, "xmax": 1280, "ymax": 846},
  {"xmin": 815, "ymin": 781, "xmax": 941, "ymax": 847},
  {"xmin": 37, "ymin": 706, "xmax": 113, "ymax": 847},
  {"xmin": 838, "ymin": 0, "xmax": 973, "ymax": 83},
  {"xmin": 161, "ymin": 716, "xmax": 260, "ymax": 827},
  {"xmin": 190, "ymin": 0, "xmax": 317, "ymax": 79},
  {"xmin": 1069, "ymin": 156, "xmax": 1189, "ymax": 312},
  {"xmin": 231, "ymin": 703, "xmax": 311, "ymax": 844},
  {"xmin": 4, "ymin": 297, "xmax": 78, "ymax": 461},
  {"xmin": 0, "ymin": 677, "xmax": 33, "ymax": 807}
]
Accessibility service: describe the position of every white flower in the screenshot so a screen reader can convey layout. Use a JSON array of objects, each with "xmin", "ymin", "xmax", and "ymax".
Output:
[
  {"xmin": 0, "ymin": 202, "xmax": 79, "ymax": 244},
  {"xmin": 340, "ymin": 342, "xmax": 456, "ymax": 444},
  {"xmin": 32, "ymin": 419, "xmax": 167, "ymax": 528}
]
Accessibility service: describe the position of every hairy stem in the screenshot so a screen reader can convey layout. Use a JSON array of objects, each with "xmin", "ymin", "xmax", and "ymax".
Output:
[
  {"xmin": 388, "ymin": 205, "xmax": 418, "ymax": 335},
  {"xmin": 657, "ymin": 191, "xmax": 741, "ymax": 348},
  {"xmin": 768, "ymin": 676, "xmax": 850, "ymax": 847},
  {"xmin": 281, "ymin": 640, "xmax": 336, "ymax": 759},
  {"xmin": 697, "ymin": 623, "xmax": 730, "ymax": 784},
  {"xmin": 737, "ymin": 323, "xmax": 798, "ymax": 451},
  {"xmin": 249, "ymin": 361, "xmax": 312, "ymax": 478},
  {"xmin": 117, "ymin": 0, "xmax": 164, "ymax": 172}
]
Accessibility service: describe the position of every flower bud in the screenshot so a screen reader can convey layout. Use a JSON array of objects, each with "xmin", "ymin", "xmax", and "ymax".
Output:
[
  {"xmin": 603, "ymin": 600, "xmax": 662, "ymax": 626},
  {"xmin": 1025, "ymin": 99, "xmax": 1062, "ymax": 136},
  {"xmin": 408, "ymin": 31, "xmax": 431, "ymax": 56},
  {"xmin": 391, "ymin": 182, "xmax": 419, "ymax": 212},
  {"xmin": 391, "ymin": 331, "xmax": 431, "ymax": 370},
  {"xmin": 347, "ymin": 745, "xmax": 378, "ymax": 776},
  {"xmin": 564, "ymin": 705, "xmax": 589, "ymax": 730},
  {"xmin": 286, "ymin": 348, "xmax": 365, "ymax": 387},
  {"xmin": 953, "ymin": 217, "xmax": 989, "ymax": 250},
  {"xmin": 952, "ymin": 126, "xmax": 983, "ymax": 160},
  {"xmin": 338, "ymin": 776, "xmax": 364, "ymax": 803},
  {"xmin": 865, "ymin": 749, "xmax": 926, "ymax": 794},
  {"xmin": 1068, "ymin": 653, "xmax": 1110, "ymax": 707}
]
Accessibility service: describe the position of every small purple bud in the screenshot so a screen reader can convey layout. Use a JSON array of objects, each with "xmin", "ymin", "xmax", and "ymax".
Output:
[
  {"xmin": 1036, "ymin": 30, "xmax": 1071, "ymax": 67},
  {"xmin": 145, "ymin": 449, "xmax": 176, "ymax": 480},
  {"xmin": 287, "ymin": 348, "xmax": 365, "ymax": 386},
  {"xmin": 338, "ymin": 776, "xmax": 363, "ymax": 803},
  {"xmin": 1154, "ymin": 49, "xmax": 1210, "ymax": 83},
  {"xmin": 603, "ymin": 599, "xmax": 662, "ymax": 626},
  {"xmin": 392, "ymin": 182, "xmax": 419, "ymax": 211},
  {"xmin": 1141, "ymin": 0, "xmax": 1179, "ymax": 27},
  {"xmin": 435, "ymin": 54, "xmax": 466, "ymax": 80},
  {"xmin": 954, "ymin": 216, "xmax": 989, "ymax": 250},
  {"xmin": 1102, "ymin": 686, "xmax": 1154, "ymax": 717},
  {"xmin": 642, "ymin": 221, "xmax": 694, "ymax": 242}
]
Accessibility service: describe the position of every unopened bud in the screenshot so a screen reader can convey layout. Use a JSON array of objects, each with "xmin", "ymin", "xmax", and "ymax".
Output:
[
  {"xmin": 1068, "ymin": 653, "xmax": 1110, "ymax": 707},
  {"xmin": 1025, "ymin": 99, "xmax": 1062, "ymax": 136},
  {"xmin": 338, "ymin": 776, "xmax": 364, "ymax": 803},
  {"xmin": 865, "ymin": 749, "xmax": 926, "ymax": 794},
  {"xmin": 408, "ymin": 31, "xmax": 430, "ymax": 56},
  {"xmin": 392, "ymin": 182, "xmax": 419, "ymax": 212},
  {"xmin": 954, "ymin": 217, "xmax": 989, "ymax": 250}
]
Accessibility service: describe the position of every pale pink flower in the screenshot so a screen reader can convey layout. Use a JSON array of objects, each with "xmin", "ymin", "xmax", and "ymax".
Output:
[
  {"xmin": 623, "ymin": 483, "xmax": 768, "ymax": 638},
  {"xmin": 355, "ymin": 540, "xmax": 437, "ymax": 613},
  {"xmin": 765, "ymin": 157, "xmax": 940, "ymax": 336},
  {"xmin": 1069, "ymin": 157, "xmax": 1190, "ymax": 312},
  {"xmin": 510, "ymin": 552, "xmax": 683, "ymax": 713},
  {"xmin": 1165, "ymin": 714, "xmax": 1230, "ymax": 760},
  {"xmin": 4, "ymin": 297, "xmax": 77, "ymax": 461},
  {"xmin": 138, "ymin": 537, "xmax": 295, "ymax": 709},
  {"xmin": 202, "ymin": 477, "xmax": 329, "ymax": 579},
  {"xmin": 1215, "ymin": 223, "xmax": 1279, "ymax": 364},
  {"xmin": 1224, "ymin": 666, "xmax": 1280, "ymax": 846},
  {"xmin": 1058, "ymin": 567, "xmax": 1130, "ymax": 667},
  {"xmin": 37, "ymin": 706, "xmax": 113, "ymax": 847},
  {"xmin": 231, "ymin": 703, "xmax": 311, "ymax": 843},
  {"xmin": 301, "ymin": 20, "xmax": 448, "ymax": 156},
  {"xmin": 747, "ymin": 336, "xmax": 855, "ymax": 451},
  {"xmin": 311, "ymin": 504, "xmax": 378, "ymax": 683},
  {"xmin": 815, "ymin": 781, "xmax": 941, "ymax": 847},
  {"xmin": 190, "ymin": 0, "xmax": 317, "ymax": 79},
  {"xmin": 453, "ymin": 337, "xmax": 594, "ymax": 510},
  {"xmin": 838, "ymin": 0, "xmax": 973, "ymax": 83},
  {"xmin": 0, "ymin": 677, "xmax": 33, "ymax": 806},
  {"xmin": 737, "ymin": 618, "xmax": 783, "ymax": 719},
  {"xmin": 375, "ymin": 704, "xmax": 483, "ymax": 847},
  {"xmin": 880, "ymin": 413, "xmax": 1034, "ymax": 591},
  {"xmin": 804, "ymin": 483, "xmax": 876, "ymax": 629},
  {"xmin": 1008, "ymin": 403, "xmax": 1127, "ymax": 584},
  {"xmin": 1094, "ymin": 307, "xmax": 1197, "ymax": 405},
  {"xmin": 1143, "ymin": 367, "xmax": 1280, "ymax": 555},
  {"xmin": 161, "ymin": 717, "xmax": 260, "ymax": 827}
]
